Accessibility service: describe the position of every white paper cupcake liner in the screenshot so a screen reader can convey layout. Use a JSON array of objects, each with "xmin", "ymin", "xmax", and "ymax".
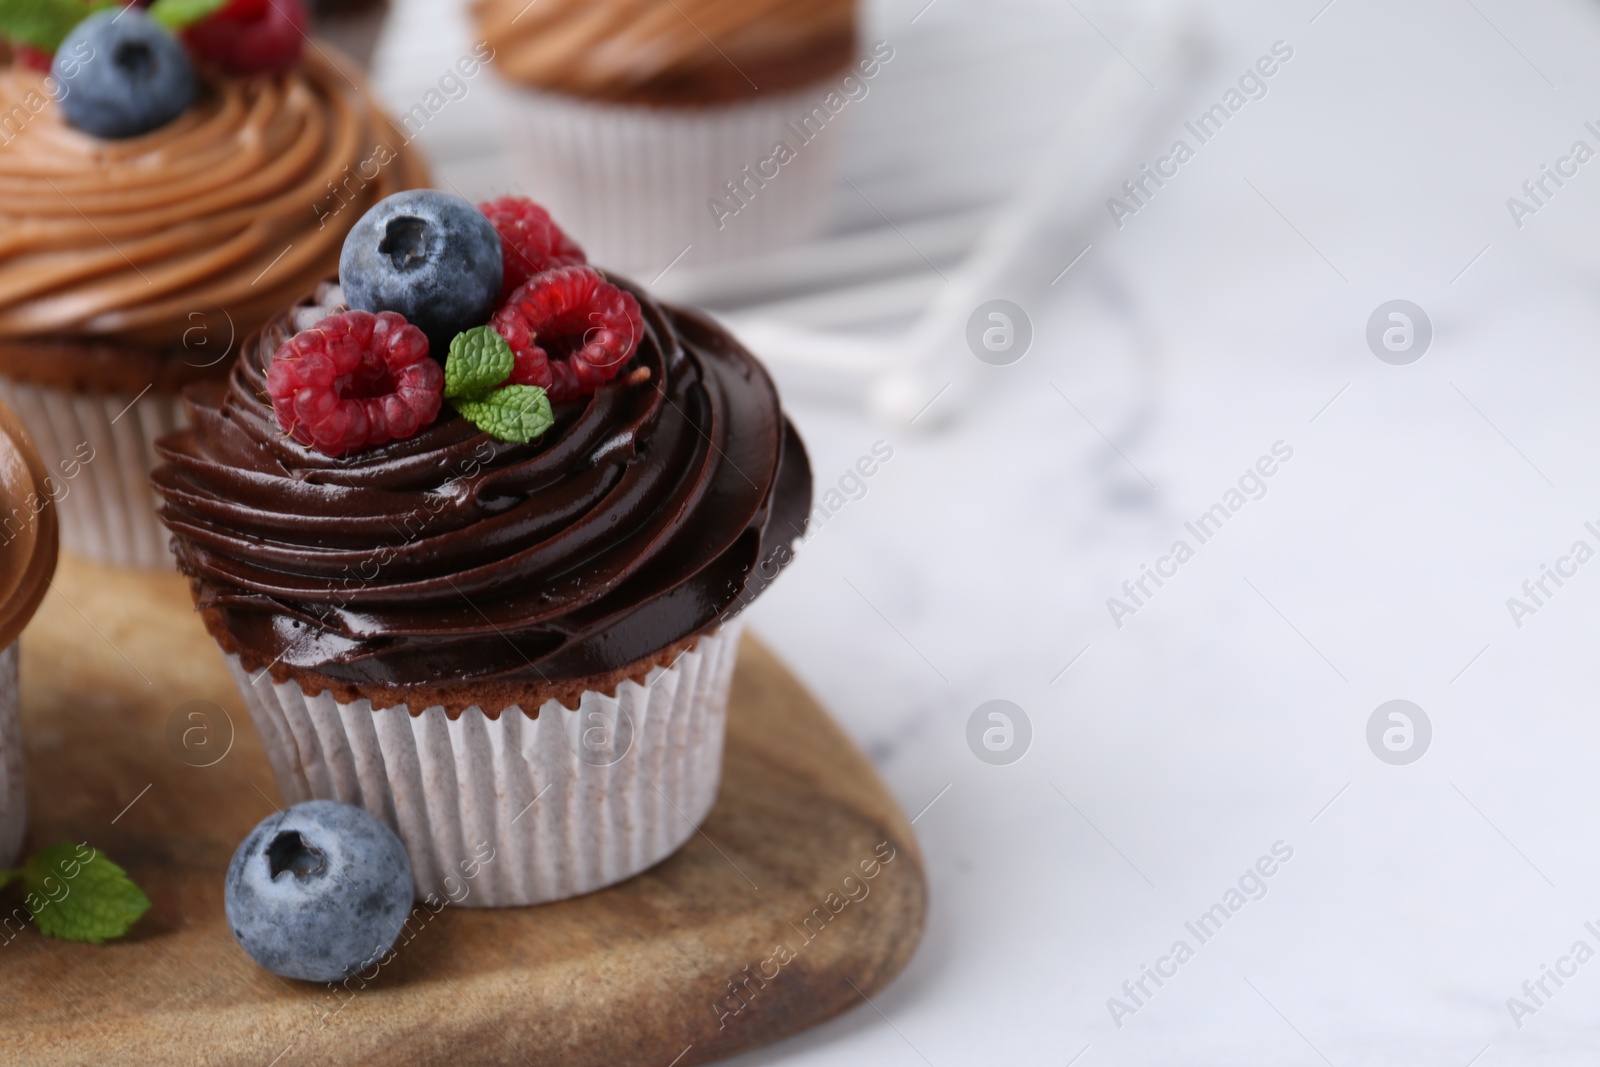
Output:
[
  {"xmin": 498, "ymin": 83, "xmax": 847, "ymax": 273},
  {"xmin": 0, "ymin": 643, "xmax": 23, "ymax": 870},
  {"xmin": 0, "ymin": 379, "xmax": 185, "ymax": 570},
  {"xmin": 224, "ymin": 623, "xmax": 742, "ymax": 907}
]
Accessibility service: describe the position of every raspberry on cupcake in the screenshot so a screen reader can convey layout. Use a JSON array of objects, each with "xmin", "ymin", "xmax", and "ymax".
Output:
[
  {"xmin": 480, "ymin": 195, "xmax": 589, "ymax": 301},
  {"xmin": 154, "ymin": 191, "xmax": 813, "ymax": 907},
  {"xmin": 265, "ymin": 311, "xmax": 441, "ymax": 457},
  {"xmin": 0, "ymin": 0, "xmax": 427, "ymax": 568},
  {"xmin": 181, "ymin": 0, "xmax": 312, "ymax": 75},
  {"xmin": 493, "ymin": 265, "xmax": 643, "ymax": 401}
]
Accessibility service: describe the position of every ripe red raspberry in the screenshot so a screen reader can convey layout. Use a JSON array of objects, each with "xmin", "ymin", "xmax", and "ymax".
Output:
[
  {"xmin": 490, "ymin": 266, "xmax": 642, "ymax": 403},
  {"xmin": 14, "ymin": 45, "xmax": 52, "ymax": 72},
  {"xmin": 266, "ymin": 310, "xmax": 442, "ymax": 457},
  {"xmin": 479, "ymin": 196, "xmax": 586, "ymax": 303},
  {"xmin": 183, "ymin": 0, "xmax": 307, "ymax": 75}
]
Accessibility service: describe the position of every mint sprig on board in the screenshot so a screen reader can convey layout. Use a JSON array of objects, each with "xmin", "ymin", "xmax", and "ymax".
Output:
[
  {"xmin": 0, "ymin": 841, "xmax": 150, "ymax": 944},
  {"xmin": 444, "ymin": 326, "xmax": 554, "ymax": 444},
  {"xmin": 0, "ymin": 0, "xmax": 118, "ymax": 52}
]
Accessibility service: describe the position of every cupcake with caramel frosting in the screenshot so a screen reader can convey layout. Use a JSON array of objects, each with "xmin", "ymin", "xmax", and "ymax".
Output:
[
  {"xmin": 0, "ymin": 4, "xmax": 427, "ymax": 568},
  {"xmin": 0, "ymin": 394, "xmax": 58, "ymax": 869},
  {"xmin": 472, "ymin": 0, "xmax": 869, "ymax": 271},
  {"xmin": 478, "ymin": 0, "xmax": 856, "ymax": 105}
]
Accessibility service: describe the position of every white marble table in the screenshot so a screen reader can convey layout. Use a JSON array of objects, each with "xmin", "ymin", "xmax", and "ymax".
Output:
[{"xmin": 371, "ymin": 0, "xmax": 1600, "ymax": 1062}]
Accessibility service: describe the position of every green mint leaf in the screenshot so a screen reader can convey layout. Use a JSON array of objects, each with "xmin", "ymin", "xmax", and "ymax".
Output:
[
  {"xmin": 148, "ymin": 0, "xmax": 228, "ymax": 29},
  {"xmin": 0, "ymin": 869, "xmax": 20, "ymax": 892},
  {"xmin": 444, "ymin": 326, "xmax": 515, "ymax": 401},
  {"xmin": 24, "ymin": 843, "xmax": 150, "ymax": 944},
  {"xmin": 0, "ymin": 0, "xmax": 118, "ymax": 51},
  {"xmin": 453, "ymin": 385, "xmax": 554, "ymax": 444}
]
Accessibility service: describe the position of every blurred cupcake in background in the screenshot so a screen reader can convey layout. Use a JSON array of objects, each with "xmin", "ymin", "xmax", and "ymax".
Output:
[
  {"xmin": 472, "ymin": 0, "xmax": 867, "ymax": 274},
  {"xmin": 0, "ymin": 395, "xmax": 57, "ymax": 870},
  {"xmin": 0, "ymin": 1, "xmax": 427, "ymax": 568}
]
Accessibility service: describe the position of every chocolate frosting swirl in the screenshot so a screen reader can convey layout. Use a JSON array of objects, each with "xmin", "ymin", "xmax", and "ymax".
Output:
[
  {"xmin": 0, "ymin": 49, "xmax": 426, "ymax": 347},
  {"xmin": 474, "ymin": 0, "xmax": 857, "ymax": 105},
  {"xmin": 153, "ymin": 278, "xmax": 811, "ymax": 702}
]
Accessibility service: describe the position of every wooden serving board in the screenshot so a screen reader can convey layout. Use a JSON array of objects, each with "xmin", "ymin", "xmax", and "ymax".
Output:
[{"xmin": 0, "ymin": 558, "xmax": 927, "ymax": 1067}]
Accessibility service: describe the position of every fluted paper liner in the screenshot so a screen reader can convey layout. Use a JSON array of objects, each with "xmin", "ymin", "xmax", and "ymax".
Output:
[
  {"xmin": 0, "ymin": 380, "xmax": 184, "ymax": 570},
  {"xmin": 0, "ymin": 644, "xmax": 22, "ymax": 869},
  {"xmin": 500, "ymin": 84, "xmax": 845, "ymax": 273},
  {"xmin": 225, "ymin": 624, "xmax": 741, "ymax": 907}
]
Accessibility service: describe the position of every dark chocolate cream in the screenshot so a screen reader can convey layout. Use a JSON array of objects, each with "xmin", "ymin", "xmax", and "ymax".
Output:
[{"xmin": 153, "ymin": 278, "xmax": 811, "ymax": 692}]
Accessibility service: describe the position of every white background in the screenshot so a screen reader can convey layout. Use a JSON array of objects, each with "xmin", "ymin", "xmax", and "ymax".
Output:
[{"xmin": 374, "ymin": 0, "xmax": 1600, "ymax": 1062}]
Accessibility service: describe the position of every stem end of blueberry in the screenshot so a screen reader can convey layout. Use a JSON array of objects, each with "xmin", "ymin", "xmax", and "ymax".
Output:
[{"xmin": 267, "ymin": 830, "xmax": 325, "ymax": 880}]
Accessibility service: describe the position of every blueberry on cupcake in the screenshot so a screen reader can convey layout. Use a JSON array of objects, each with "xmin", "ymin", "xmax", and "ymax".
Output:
[{"xmin": 54, "ymin": 10, "xmax": 198, "ymax": 139}]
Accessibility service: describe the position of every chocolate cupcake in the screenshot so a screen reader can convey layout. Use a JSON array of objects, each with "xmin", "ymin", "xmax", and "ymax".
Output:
[
  {"xmin": 154, "ymin": 191, "xmax": 811, "ymax": 905},
  {"xmin": 472, "ymin": 0, "xmax": 867, "ymax": 272},
  {"xmin": 0, "ymin": 395, "xmax": 58, "ymax": 869},
  {"xmin": 0, "ymin": 8, "xmax": 427, "ymax": 568}
]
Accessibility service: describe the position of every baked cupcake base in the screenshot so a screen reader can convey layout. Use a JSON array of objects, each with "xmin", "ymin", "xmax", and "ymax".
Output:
[
  {"xmin": 0, "ymin": 644, "xmax": 23, "ymax": 869},
  {"xmin": 224, "ymin": 623, "xmax": 742, "ymax": 907}
]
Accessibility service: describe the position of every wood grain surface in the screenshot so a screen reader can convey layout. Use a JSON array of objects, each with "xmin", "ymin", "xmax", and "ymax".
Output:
[{"xmin": 0, "ymin": 557, "xmax": 927, "ymax": 1066}]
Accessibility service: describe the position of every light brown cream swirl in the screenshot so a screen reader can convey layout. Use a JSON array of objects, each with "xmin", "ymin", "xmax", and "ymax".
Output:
[
  {"xmin": 0, "ymin": 48, "xmax": 427, "ymax": 347},
  {"xmin": 474, "ymin": 0, "xmax": 857, "ymax": 105},
  {"xmin": 0, "ymin": 394, "xmax": 56, "ymax": 649}
]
